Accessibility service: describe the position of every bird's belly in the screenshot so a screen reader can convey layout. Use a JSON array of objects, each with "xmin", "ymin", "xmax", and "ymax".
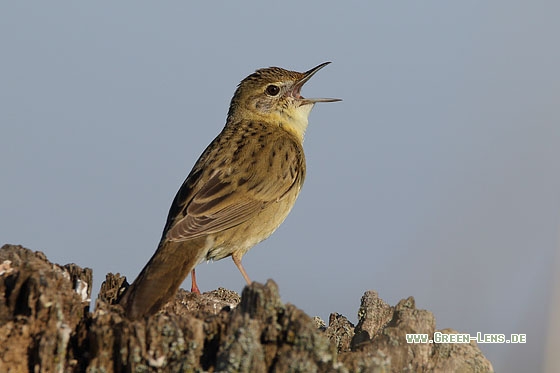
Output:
[{"xmin": 205, "ymin": 193, "xmax": 299, "ymax": 262}]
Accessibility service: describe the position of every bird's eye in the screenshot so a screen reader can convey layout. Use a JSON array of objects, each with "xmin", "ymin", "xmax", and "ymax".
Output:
[{"xmin": 265, "ymin": 84, "xmax": 280, "ymax": 96}]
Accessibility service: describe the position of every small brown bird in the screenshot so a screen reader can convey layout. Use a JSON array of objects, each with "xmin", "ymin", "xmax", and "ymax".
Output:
[{"xmin": 119, "ymin": 62, "xmax": 340, "ymax": 319}]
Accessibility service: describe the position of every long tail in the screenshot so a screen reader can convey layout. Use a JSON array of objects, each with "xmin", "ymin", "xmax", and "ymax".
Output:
[{"xmin": 118, "ymin": 239, "xmax": 204, "ymax": 319}]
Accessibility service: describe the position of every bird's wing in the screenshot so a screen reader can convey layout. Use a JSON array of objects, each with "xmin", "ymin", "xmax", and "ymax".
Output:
[{"xmin": 166, "ymin": 133, "xmax": 304, "ymax": 241}]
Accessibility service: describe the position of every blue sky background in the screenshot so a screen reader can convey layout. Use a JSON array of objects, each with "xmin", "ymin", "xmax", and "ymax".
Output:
[{"xmin": 1, "ymin": 2, "xmax": 559, "ymax": 371}]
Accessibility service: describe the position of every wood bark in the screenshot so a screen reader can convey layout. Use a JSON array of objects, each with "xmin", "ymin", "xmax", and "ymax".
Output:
[{"xmin": 0, "ymin": 244, "xmax": 493, "ymax": 372}]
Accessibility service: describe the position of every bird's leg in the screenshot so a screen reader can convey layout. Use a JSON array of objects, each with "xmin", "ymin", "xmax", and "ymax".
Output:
[
  {"xmin": 232, "ymin": 253, "xmax": 252, "ymax": 285},
  {"xmin": 190, "ymin": 268, "xmax": 201, "ymax": 294}
]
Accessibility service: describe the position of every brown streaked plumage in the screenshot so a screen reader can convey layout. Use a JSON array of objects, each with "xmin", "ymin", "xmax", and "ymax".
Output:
[{"xmin": 119, "ymin": 62, "xmax": 340, "ymax": 319}]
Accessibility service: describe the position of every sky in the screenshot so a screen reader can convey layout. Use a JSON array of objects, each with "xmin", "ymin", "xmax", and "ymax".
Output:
[{"xmin": 1, "ymin": 2, "xmax": 559, "ymax": 372}]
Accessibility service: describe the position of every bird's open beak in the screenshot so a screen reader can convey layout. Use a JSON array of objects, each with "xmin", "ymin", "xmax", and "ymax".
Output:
[{"xmin": 293, "ymin": 62, "xmax": 341, "ymax": 105}]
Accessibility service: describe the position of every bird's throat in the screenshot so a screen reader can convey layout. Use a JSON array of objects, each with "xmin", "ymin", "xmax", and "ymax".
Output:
[{"xmin": 279, "ymin": 103, "xmax": 314, "ymax": 141}]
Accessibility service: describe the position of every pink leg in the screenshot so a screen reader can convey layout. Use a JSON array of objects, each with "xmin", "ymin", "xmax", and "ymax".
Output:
[
  {"xmin": 190, "ymin": 268, "xmax": 201, "ymax": 294},
  {"xmin": 232, "ymin": 253, "xmax": 252, "ymax": 285}
]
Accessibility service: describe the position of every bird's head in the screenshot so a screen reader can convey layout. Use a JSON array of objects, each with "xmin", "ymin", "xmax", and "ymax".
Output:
[{"xmin": 227, "ymin": 62, "xmax": 340, "ymax": 140}]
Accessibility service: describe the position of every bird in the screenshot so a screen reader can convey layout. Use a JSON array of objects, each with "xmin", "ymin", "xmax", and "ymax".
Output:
[{"xmin": 118, "ymin": 62, "xmax": 340, "ymax": 319}]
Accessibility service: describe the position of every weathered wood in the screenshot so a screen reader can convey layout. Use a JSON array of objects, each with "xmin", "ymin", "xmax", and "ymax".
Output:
[{"xmin": 0, "ymin": 244, "xmax": 494, "ymax": 372}]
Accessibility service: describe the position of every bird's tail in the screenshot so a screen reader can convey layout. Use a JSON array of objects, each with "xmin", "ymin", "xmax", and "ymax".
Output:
[{"xmin": 118, "ymin": 239, "xmax": 204, "ymax": 319}]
